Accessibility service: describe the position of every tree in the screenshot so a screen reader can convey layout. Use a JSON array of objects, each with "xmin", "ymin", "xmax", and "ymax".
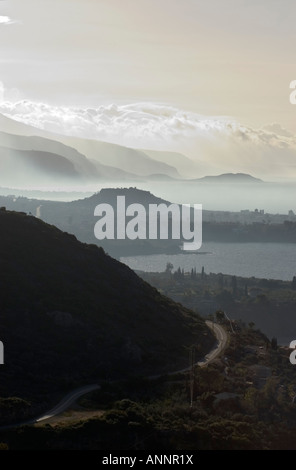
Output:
[
  {"xmin": 218, "ymin": 273, "xmax": 224, "ymax": 289},
  {"xmin": 271, "ymin": 337, "xmax": 278, "ymax": 350},
  {"xmin": 231, "ymin": 276, "xmax": 237, "ymax": 297},
  {"xmin": 191, "ymin": 267, "xmax": 197, "ymax": 279},
  {"xmin": 201, "ymin": 266, "xmax": 205, "ymax": 279},
  {"xmin": 174, "ymin": 266, "xmax": 182, "ymax": 280},
  {"xmin": 292, "ymin": 276, "xmax": 296, "ymax": 290},
  {"xmin": 216, "ymin": 310, "xmax": 225, "ymax": 323},
  {"xmin": 165, "ymin": 262, "xmax": 173, "ymax": 275},
  {"xmin": 248, "ymin": 322, "xmax": 255, "ymax": 330}
]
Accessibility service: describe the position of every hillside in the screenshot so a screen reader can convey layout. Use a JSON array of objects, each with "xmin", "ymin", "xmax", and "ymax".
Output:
[
  {"xmin": 140, "ymin": 149, "xmax": 197, "ymax": 177},
  {"xmin": 0, "ymin": 131, "xmax": 98, "ymax": 178},
  {"xmin": 0, "ymin": 188, "xmax": 183, "ymax": 257},
  {"xmin": 1, "ymin": 187, "xmax": 296, "ymax": 259},
  {"xmin": 59, "ymin": 137, "xmax": 181, "ymax": 178},
  {"xmin": 0, "ymin": 209, "xmax": 214, "ymax": 423},
  {"xmin": 0, "ymin": 131, "xmax": 141, "ymax": 183},
  {"xmin": 0, "ymin": 146, "xmax": 81, "ymax": 187},
  {"xmin": 3, "ymin": 323, "xmax": 296, "ymax": 450}
]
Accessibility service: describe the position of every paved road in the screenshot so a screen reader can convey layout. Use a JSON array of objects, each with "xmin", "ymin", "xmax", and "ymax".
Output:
[
  {"xmin": 34, "ymin": 322, "xmax": 227, "ymax": 420},
  {"xmin": 35, "ymin": 384, "xmax": 100, "ymax": 423},
  {"xmin": 197, "ymin": 321, "xmax": 228, "ymax": 367},
  {"xmin": 0, "ymin": 322, "xmax": 227, "ymax": 428},
  {"xmin": 0, "ymin": 384, "xmax": 100, "ymax": 430},
  {"xmin": 167, "ymin": 320, "xmax": 227, "ymax": 375}
]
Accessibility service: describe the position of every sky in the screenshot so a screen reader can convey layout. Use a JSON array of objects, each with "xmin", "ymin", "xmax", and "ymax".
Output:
[{"xmin": 0, "ymin": 0, "xmax": 296, "ymax": 178}]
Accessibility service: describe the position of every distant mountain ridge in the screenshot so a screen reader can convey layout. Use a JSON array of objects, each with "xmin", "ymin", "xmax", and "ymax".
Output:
[
  {"xmin": 0, "ymin": 129, "xmax": 141, "ymax": 183},
  {"xmin": 140, "ymin": 149, "xmax": 198, "ymax": 177},
  {"xmin": 0, "ymin": 114, "xmax": 266, "ymax": 186},
  {"xmin": 194, "ymin": 173, "xmax": 262, "ymax": 183},
  {"xmin": 0, "ymin": 145, "xmax": 81, "ymax": 182},
  {"xmin": 0, "ymin": 113, "xmax": 182, "ymax": 183}
]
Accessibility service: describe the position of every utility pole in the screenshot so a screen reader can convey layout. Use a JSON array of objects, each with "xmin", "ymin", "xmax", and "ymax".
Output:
[
  {"xmin": 224, "ymin": 311, "xmax": 235, "ymax": 334},
  {"xmin": 189, "ymin": 346, "xmax": 195, "ymax": 407}
]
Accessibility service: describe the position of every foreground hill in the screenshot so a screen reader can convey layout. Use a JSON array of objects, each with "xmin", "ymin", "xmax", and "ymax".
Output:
[
  {"xmin": 0, "ymin": 209, "xmax": 214, "ymax": 422},
  {"xmin": 3, "ymin": 323, "xmax": 296, "ymax": 450}
]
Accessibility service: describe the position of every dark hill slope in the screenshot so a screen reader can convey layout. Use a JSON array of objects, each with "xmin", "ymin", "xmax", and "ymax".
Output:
[{"xmin": 0, "ymin": 209, "xmax": 214, "ymax": 421}]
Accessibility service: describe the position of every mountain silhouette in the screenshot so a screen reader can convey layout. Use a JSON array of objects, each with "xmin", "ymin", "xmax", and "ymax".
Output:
[{"xmin": 0, "ymin": 208, "xmax": 214, "ymax": 422}]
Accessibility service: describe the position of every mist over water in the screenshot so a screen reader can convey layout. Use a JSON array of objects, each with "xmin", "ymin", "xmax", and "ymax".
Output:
[
  {"xmin": 130, "ymin": 181, "xmax": 296, "ymax": 213},
  {"xmin": 8, "ymin": 180, "xmax": 296, "ymax": 214}
]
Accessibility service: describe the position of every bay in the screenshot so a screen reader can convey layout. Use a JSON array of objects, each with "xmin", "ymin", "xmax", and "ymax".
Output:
[{"xmin": 121, "ymin": 242, "xmax": 296, "ymax": 281}]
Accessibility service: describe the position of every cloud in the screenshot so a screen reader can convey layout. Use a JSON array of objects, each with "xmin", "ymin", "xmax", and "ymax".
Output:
[
  {"xmin": 0, "ymin": 16, "xmax": 11, "ymax": 24},
  {"xmin": 1, "ymin": 97, "xmax": 296, "ymax": 180},
  {"xmin": 262, "ymin": 123, "xmax": 293, "ymax": 138},
  {"xmin": 0, "ymin": 99, "xmax": 243, "ymax": 143},
  {"xmin": 0, "ymin": 81, "xmax": 4, "ymax": 102},
  {"xmin": 0, "ymin": 15, "xmax": 18, "ymax": 25},
  {"xmin": 0, "ymin": 81, "xmax": 22, "ymax": 104}
]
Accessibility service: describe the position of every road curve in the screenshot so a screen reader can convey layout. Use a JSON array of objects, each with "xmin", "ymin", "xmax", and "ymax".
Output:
[
  {"xmin": 35, "ymin": 384, "xmax": 100, "ymax": 423},
  {"xmin": 155, "ymin": 320, "xmax": 228, "ymax": 377},
  {"xmin": 0, "ymin": 384, "xmax": 100, "ymax": 430},
  {"xmin": 34, "ymin": 322, "xmax": 227, "ymax": 420},
  {"xmin": 0, "ymin": 322, "xmax": 227, "ymax": 429},
  {"xmin": 198, "ymin": 321, "xmax": 228, "ymax": 367}
]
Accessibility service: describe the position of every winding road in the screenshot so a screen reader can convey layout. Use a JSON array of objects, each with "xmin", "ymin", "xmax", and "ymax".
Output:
[
  {"xmin": 35, "ymin": 384, "xmax": 100, "ymax": 423},
  {"xmin": 0, "ymin": 321, "xmax": 227, "ymax": 429},
  {"xmin": 165, "ymin": 320, "xmax": 228, "ymax": 375},
  {"xmin": 0, "ymin": 384, "xmax": 100, "ymax": 431},
  {"xmin": 199, "ymin": 320, "xmax": 228, "ymax": 367}
]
